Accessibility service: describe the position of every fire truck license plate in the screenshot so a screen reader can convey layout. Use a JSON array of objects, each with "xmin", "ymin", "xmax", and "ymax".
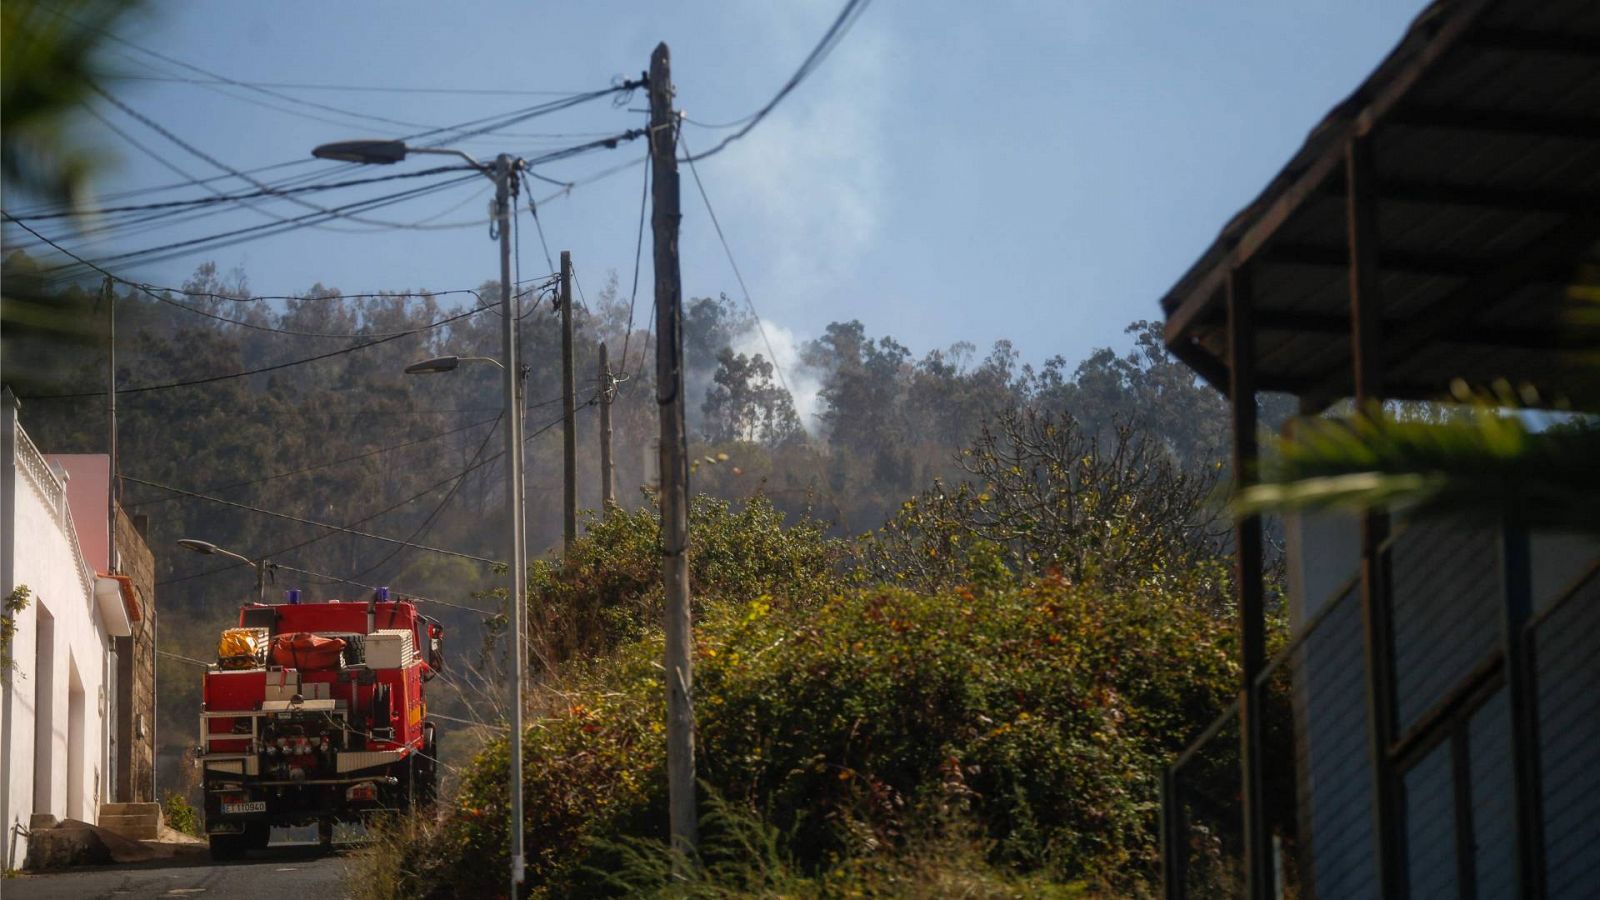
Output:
[{"xmin": 222, "ymin": 801, "xmax": 266, "ymax": 814}]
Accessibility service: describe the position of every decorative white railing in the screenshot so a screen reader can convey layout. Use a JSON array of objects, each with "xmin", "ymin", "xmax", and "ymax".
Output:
[
  {"xmin": 14, "ymin": 423, "xmax": 63, "ymax": 521},
  {"xmin": 13, "ymin": 422, "xmax": 97, "ymax": 604}
]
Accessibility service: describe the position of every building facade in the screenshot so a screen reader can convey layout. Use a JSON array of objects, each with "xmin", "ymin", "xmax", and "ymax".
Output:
[
  {"xmin": 0, "ymin": 390, "xmax": 153, "ymax": 870},
  {"xmin": 1153, "ymin": 1, "xmax": 1600, "ymax": 896}
]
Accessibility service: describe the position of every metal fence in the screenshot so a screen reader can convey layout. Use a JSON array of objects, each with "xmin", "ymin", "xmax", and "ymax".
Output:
[{"xmin": 1163, "ymin": 519, "xmax": 1599, "ymax": 899}]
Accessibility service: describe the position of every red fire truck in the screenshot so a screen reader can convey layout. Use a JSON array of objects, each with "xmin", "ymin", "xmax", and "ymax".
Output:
[{"xmin": 195, "ymin": 589, "xmax": 444, "ymax": 859}]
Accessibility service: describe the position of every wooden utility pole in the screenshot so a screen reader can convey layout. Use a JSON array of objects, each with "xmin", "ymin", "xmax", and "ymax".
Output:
[
  {"xmin": 650, "ymin": 42, "xmax": 697, "ymax": 855},
  {"xmin": 598, "ymin": 342, "xmax": 616, "ymax": 514},
  {"xmin": 560, "ymin": 250, "xmax": 578, "ymax": 553}
]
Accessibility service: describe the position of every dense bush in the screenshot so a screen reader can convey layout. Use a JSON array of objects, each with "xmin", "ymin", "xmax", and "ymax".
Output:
[
  {"xmin": 376, "ymin": 572, "xmax": 1238, "ymax": 897},
  {"xmin": 161, "ymin": 790, "xmax": 202, "ymax": 837},
  {"xmin": 529, "ymin": 494, "xmax": 840, "ymax": 666}
]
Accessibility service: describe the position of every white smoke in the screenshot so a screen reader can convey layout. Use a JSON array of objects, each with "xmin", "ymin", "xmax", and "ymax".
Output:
[{"xmin": 728, "ymin": 318, "xmax": 825, "ymax": 435}]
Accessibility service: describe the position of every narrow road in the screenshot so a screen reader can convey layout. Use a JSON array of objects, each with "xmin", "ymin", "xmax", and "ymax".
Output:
[{"xmin": 3, "ymin": 843, "xmax": 353, "ymax": 900}]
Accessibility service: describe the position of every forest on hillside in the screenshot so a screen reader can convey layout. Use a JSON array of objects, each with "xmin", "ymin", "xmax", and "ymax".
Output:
[{"xmin": 1, "ymin": 249, "xmax": 1288, "ymax": 792}]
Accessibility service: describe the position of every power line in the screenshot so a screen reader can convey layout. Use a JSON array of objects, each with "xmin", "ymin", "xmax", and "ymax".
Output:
[
  {"xmin": 93, "ymin": 88, "xmax": 494, "ymax": 235},
  {"xmin": 155, "ymin": 449, "xmax": 515, "ymax": 588},
  {"xmin": 7, "ymin": 213, "xmax": 499, "ymax": 397},
  {"xmin": 116, "ymin": 73, "xmax": 592, "ymax": 97},
  {"xmin": 151, "ymin": 403, "xmax": 582, "ymax": 586},
  {"xmin": 350, "ymin": 410, "xmax": 506, "ymax": 580},
  {"xmin": 123, "ymin": 415, "xmax": 502, "ymax": 509},
  {"xmin": 92, "ymin": 25, "xmax": 440, "ymax": 132},
  {"xmin": 412, "ymin": 81, "xmax": 645, "ymax": 147},
  {"xmin": 7, "ymin": 165, "xmax": 476, "ymax": 222},
  {"xmin": 28, "ymin": 127, "xmax": 646, "ymax": 274},
  {"xmin": 147, "ymin": 290, "xmax": 488, "ymax": 339},
  {"xmin": 271, "ymin": 564, "xmax": 497, "ymax": 616},
  {"xmin": 157, "ymin": 650, "xmax": 212, "ymax": 668},
  {"xmin": 124, "ymin": 476, "xmax": 499, "ymax": 563},
  {"xmin": 152, "ymin": 404, "xmax": 580, "ymax": 589},
  {"xmin": 681, "ymin": 0, "xmax": 873, "ymax": 163},
  {"xmin": 53, "ymin": 172, "xmax": 482, "ymax": 272},
  {"xmin": 680, "ymin": 133, "xmax": 792, "ymax": 397},
  {"xmin": 620, "ymin": 148, "xmax": 650, "ymax": 375},
  {"xmin": 526, "ymin": 194, "xmax": 557, "ymax": 275}
]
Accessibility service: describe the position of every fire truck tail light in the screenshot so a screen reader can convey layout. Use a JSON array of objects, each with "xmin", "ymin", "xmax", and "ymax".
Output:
[{"xmin": 346, "ymin": 782, "xmax": 378, "ymax": 803}]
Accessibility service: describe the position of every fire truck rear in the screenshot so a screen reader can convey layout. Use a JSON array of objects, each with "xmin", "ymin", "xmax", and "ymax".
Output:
[{"xmin": 195, "ymin": 589, "xmax": 444, "ymax": 859}]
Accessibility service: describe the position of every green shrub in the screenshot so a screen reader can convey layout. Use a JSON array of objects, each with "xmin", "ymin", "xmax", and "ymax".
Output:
[
  {"xmin": 162, "ymin": 790, "xmax": 202, "ymax": 837},
  {"xmin": 386, "ymin": 573, "xmax": 1237, "ymax": 897},
  {"xmin": 530, "ymin": 494, "xmax": 840, "ymax": 664}
]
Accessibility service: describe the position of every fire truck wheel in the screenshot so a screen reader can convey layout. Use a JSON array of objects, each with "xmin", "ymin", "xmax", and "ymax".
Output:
[
  {"xmin": 318, "ymin": 817, "xmax": 334, "ymax": 846},
  {"xmin": 246, "ymin": 821, "xmax": 271, "ymax": 850},
  {"xmin": 208, "ymin": 831, "xmax": 247, "ymax": 861},
  {"xmin": 417, "ymin": 723, "xmax": 439, "ymax": 806}
]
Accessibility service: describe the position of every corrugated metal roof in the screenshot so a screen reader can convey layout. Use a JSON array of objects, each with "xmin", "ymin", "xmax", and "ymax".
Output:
[{"xmin": 1160, "ymin": 0, "xmax": 1600, "ymax": 408}]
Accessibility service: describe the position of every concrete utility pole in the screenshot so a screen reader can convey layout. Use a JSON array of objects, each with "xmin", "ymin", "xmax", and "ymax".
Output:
[
  {"xmin": 310, "ymin": 137, "xmax": 528, "ymax": 895},
  {"xmin": 650, "ymin": 42, "xmax": 697, "ymax": 855},
  {"xmin": 598, "ymin": 342, "xmax": 616, "ymax": 514},
  {"xmin": 560, "ymin": 250, "xmax": 578, "ymax": 553},
  {"xmin": 494, "ymin": 154, "xmax": 529, "ymax": 894},
  {"xmin": 104, "ymin": 277, "xmax": 118, "ymax": 569}
]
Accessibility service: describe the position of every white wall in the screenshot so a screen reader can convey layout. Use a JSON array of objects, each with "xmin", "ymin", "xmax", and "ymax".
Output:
[{"xmin": 2, "ymin": 405, "xmax": 113, "ymax": 870}]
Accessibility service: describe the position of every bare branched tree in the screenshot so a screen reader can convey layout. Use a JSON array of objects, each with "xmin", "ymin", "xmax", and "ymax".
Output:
[{"xmin": 860, "ymin": 407, "xmax": 1229, "ymax": 598}]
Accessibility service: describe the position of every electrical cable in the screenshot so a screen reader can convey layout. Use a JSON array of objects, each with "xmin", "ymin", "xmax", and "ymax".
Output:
[
  {"xmin": 125, "ymin": 475, "xmax": 499, "ymax": 563},
  {"xmin": 680, "ymin": 0, "xmax": 873, "ymax": 163},
  {"xmin": 154, "ymin": 449, "xmax": 516, "ymax": 588},
  {"xmin": 349, "ymin": 410, "xmax": 505, "ymax": 580},
  {"xmin": 93, "ymin": 88, "xmax": 494, "ymax": 234},
  {"xmin": 526, "ymin": 193, "xmax": 556, "ymax": 275},
  {"xmin": 8, "ymin": 213, "xmax": 502, "ymax": 395},
  {"xmin": 7, "ymin": 165, "xmax": 478, "ymax": 223},
  {"xmin": 28, "ymin": 127, "xmax": 646, "ymax": 274},
  {"xmin": 123, "ymin": 414, "xmax": 503, "ymax": 508},
  {"xmin": 157, "ymin": 650, "xmax": 213, "ymax": 668},
  {"xmin": 619, "ymin": 148, "xmax": 650, "ymax": 375},
  {"xmin": 65, "ymin": 18, "xmax": 454, "ymax": 134},
  {"xmin": 411, "ymin": 81, "xmax": 644, "ymax": 147},
  {"xmin": 151, "ymin": 405, "xmax": 578, "ymax": 589},
  {"xmin": 47, "ymin": 172, "xmax": 482, "ymax": 273},
  {"xmin": 680, "ymin": 134, "xmax": 791, "ymax": 396},
  {"xmin": 270, "ymin": 564, "xmax": 496, "ymax": 616},
  {"xmin": 116, "ymin": 74, "xmax": 591, "ymax": 98}
]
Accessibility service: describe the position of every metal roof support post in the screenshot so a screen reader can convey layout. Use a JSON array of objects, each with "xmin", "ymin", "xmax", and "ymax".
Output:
[
  {"xmin": 1228, "ymin": 266, "xmax": 1273, "ymax": 900},
  {"xmin": 1160, "ymin": 764, "xmax": 1186, "ymax": 899},
  {"xmin": 1347, "ymin": 135, "xmax": 1405, "ymax": 899},
  {"xmin": 1500, "ymin": 524, "xmax": 1547, "ymax": 899}
]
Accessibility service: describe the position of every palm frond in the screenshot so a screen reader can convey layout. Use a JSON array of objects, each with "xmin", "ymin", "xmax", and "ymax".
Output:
[{"xmin": 1234, "ymin": 402, "xmax": 1600, "ymax": 532}]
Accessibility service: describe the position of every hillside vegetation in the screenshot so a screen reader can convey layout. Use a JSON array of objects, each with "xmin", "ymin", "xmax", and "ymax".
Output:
[{"xmin": 354, "ymin": 424, "xmax": 1253, "ymax": 897}]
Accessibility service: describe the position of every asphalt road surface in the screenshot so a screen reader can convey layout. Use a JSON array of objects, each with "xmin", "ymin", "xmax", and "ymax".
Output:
[{"xmin": 2, "ymin": 842, "xmax": 354, "ymax": 900}]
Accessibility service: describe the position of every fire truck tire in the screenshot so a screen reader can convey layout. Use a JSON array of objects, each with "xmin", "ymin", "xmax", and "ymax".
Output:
[
  {"xmin": 208, "ymin": 831, "xmax": 247, "ymax": 861},
  {"xmin": 417, "ymin": 723, "xmax": 439, "ymax": 806},
  {"xmin": 318, "ymin": 817, "xmax": 334, "ymax": 846},
  {"xmin": 246, "ymin": 821, "xmax": 271, "ymax": 850}
]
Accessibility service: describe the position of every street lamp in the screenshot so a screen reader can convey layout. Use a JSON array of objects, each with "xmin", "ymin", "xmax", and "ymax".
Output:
[
  {"xmin": 318, "ymin": 138, "xmax": 529, "ymax": 892},
  {"xmin": 403, "ymin": 355, "xmax": 504, "ymax": 375},
  {"xmin": 404, "ymin": 351, "xmax": 529, "ymax": 705},
  {"xmin": 176, "ymin": 539, "xmax": 273, "ymax": 605}
]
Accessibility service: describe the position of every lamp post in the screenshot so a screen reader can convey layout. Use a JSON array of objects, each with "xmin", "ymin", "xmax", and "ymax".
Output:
[
  {"xmin": 176, "ymin": 538, "xmax": 272, "ymax": 604},
  {"xmin": 314, "ymin": 139, "xmax": 528, "ymax": 891},
  {"xmin": 404, "ymin": 352, "xmax": 531, "ymax": 705}
]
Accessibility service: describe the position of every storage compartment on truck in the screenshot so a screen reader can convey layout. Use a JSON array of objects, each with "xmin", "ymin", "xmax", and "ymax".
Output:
[{"xmin": 363, "ymin": 630, "xmax": 416, "ymax": 668}]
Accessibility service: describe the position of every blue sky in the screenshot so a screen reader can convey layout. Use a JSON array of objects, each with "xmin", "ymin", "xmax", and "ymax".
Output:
[{"xmin": 18, "ymin": 0, "xmax": 1430, "ymax": 379}]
